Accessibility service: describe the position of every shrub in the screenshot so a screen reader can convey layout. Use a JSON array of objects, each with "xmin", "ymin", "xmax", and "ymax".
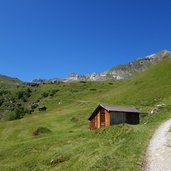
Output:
[
  {"xmin": 2, "ymin": 111, "xmax": 17, "ymax": 121},
  {"xmin": 16, "ymin": 89, "xmax": 31, "ymax": 99},
  {"xmin": 27, "ymin": 88, "xmax": 32, "ymax": 93},
  {"xmin": 14, "ymin": 107, "xmax": 30, "ymax": 119},
  {"xmin": 0, "ymin": 89, "xmax": 9, "ymax": 96},
  {"xmin": 22, "ymin": 98, "xmax": 27, "ymax": 102},
  {"xmin": 36, "ymin": 98, "xmax": 41, "ymax": 103},
  {"xmin": 0, "ymin": 99, "xmax": 4, "ymax": 106},
  {"xmin": 49, "ymin": 89, "xmax": 59, "ymax": 96},
  {"xmin": 17, "ymin": 91, "xmax": 24, "ymax": 99},
  {"xmin": 32, "ymin": 127, "xmax": 51, "ymax": 136},
  {"xmin": 2, "ymin": 107, "xmax": 30, "ymax": 121},
  {"xmin": 90, "ymin": 88, "xmax": 96, "ymax": 91},
  {"xmin": 31, "ymin": 103, "xmax": 39, "ymax": 110},
  {"xmin": 80, "ymin": 81, "xmax": 86, "ymax": 83},
  {"xmin": 41, "ymin": 91, "xmax": 49, "ymax": 98},
  {"xmin": 70, "ymin": 89, "xmax": 79, "ymax": 93}
]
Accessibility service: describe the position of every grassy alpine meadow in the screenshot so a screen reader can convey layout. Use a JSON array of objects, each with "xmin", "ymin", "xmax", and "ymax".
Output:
[{"xmin": 0, "ymin": 60, "xmax": 171, "ymax": 170}]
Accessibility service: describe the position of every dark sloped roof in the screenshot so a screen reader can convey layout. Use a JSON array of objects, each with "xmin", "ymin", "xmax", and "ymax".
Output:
[
  {"xmin": 88, "ymin": 104, "xmax": 140, "ymax": 120},
  {"xmin": 100, "ymin": 104, "xmax": 140, "ymax": 113}
]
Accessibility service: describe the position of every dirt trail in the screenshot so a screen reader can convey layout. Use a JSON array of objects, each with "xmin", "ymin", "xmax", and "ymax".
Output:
[{"xmin": 145, "ymin": 119, "xmax": 171, "ymax": 171}]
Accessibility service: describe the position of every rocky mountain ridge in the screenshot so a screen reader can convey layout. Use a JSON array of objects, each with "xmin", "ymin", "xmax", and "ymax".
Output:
[{"xmin": 32, "ymin": 50, "xmax": 171, "ymax": 83}]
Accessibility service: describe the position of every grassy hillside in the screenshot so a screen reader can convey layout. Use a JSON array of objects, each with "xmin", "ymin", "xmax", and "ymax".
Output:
[
  {"xmin": 0, "ymin": 60, "xmax": 171, "ymax": 170},
  {"xmin": 106, "ymin": 58, "xmax": 171, "ymax": 106},
  {"xmin": 0, "ymin": 75, "xmax": 22, "ymax": 87}
]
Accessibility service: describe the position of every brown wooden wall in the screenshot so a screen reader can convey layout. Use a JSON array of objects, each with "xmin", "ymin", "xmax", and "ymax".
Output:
[
  {"xmin": 90, "ymin": 112, "xmax": 99, "ymax": 129},
  {"xmin": 105, "ymin": 110, "xmax": 110, "ymax": 127},
  {"xmin": 90, "ymin": 107, "xmax": 111, "ymax": 130}
]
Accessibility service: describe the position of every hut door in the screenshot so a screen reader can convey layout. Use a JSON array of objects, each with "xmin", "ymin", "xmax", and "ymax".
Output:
[{"xmin": 100, "ymin": 110, "xmax": 105, "ymax": 127}]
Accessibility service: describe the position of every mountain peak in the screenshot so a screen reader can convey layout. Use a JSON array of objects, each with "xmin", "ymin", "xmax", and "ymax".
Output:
[
  {"xmin": 160, "ymin": 49, "xmax": 171, "ymax": 53},
  {"xmin": 31, "ymin": 50, "xmax": 171, "ymax": 83},
  {"xmin": 156, "ymin": 49, "xmax": 171, "ymax": 56}
]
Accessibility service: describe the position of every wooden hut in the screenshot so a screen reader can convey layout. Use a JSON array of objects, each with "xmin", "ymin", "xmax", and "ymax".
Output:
[{"xmin": 88, "ymin": 104, "xmax": 140, "ymax": 130}]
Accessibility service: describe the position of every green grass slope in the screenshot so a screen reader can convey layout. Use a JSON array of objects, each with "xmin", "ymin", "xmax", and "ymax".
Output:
[
  {"xmin": 0, "ymin": 74, "xmax": 22, "ymax": 87},
  {"xmin": 0, "ymin": 60, "xmax": 171, "ymax": 171},
  {"xmin": 106, "ymin": 58, "xmax": 171, "ymax": 106}
]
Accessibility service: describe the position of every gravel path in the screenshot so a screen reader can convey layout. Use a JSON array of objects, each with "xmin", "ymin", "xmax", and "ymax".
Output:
[{"xmin": 145, "ymin": 119, "xmax": 171, "ymax": 171}]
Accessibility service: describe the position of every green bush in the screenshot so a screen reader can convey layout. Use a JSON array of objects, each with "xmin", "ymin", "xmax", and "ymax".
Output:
[
  {"xmin": 70, "ymin": 89, "xmax": 79, "ymax": 93},
  {"xmin": 32, "ymin": 127, "xmax": 52, "ymax": 136},
  {"xmin": 31, "ymin": 103, "xmax": 39, "ymax": 110},
  {"xmin": 0, "ymin": 99, "xmax": 4, "ymax": 106},
  {"xmin": 17, "ymin": 91, "xmax": 24, "ymax": 99},
  {"xmin": 2, "ymin": 107, "xmax": 31, "ymax": 121},
  {"xmin": 27, "ymin": 88, "xmax": 32, "ymax": 93},
  {"xmin": 0, "ymin": 89, "xmax": 9, "ymax": 96},
  {"xmin": 41, "ymin": 91, "xmax": 49, "ymax": 98},
  {"xmin": 49, "ymin": 89, "xmax": 59, "ymax": 96},
  {"xmin": 2, "ymin": 111, "xmax": 17, "ymax": 121},
  {"xmin": 16, "ymin": 89, "xmax": 31, "ymax": 100},
  {"xmin": 90, "ymin": 88, "xmax": 96, "ymax": 91}
]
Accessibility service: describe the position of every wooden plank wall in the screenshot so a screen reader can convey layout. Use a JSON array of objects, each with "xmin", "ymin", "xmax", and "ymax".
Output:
[
  {"xmin": 105, "ymin": 110, "xmax": 110, "ymax": 127},
  {"xmin": 90, "ymin": 109, "xmax": 111, "ymax": 129}
]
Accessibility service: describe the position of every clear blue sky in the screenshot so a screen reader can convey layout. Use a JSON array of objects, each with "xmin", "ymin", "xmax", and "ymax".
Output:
[{"xmin": 0, "ymin": 0, "xmax": 171, "ymax": 81}]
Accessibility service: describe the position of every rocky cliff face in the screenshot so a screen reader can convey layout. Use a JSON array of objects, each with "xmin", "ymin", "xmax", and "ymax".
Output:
[
  {"xmin": 83, "ymin": 49, "xmax": 171, "ymax": 81},
  {"xmin": 105, "ymin": 50, "xmax": 171, "ymax": 80},
  {"xmin": 32, "ymin": 50, "xmax": 171, "ymax": 83}
]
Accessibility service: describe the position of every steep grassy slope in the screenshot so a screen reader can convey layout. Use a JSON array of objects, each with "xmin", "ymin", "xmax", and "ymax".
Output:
[
  {"xmin": 0, "ymin": 75, "xmax": 22, "ymax": 87},
  {"xmin": 105, "ymin": 58, "xmax": 171, "ymax": 106},
  {"xmin": 0, "ymin": 60, "xmax": 171, "ymax": 170}
]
